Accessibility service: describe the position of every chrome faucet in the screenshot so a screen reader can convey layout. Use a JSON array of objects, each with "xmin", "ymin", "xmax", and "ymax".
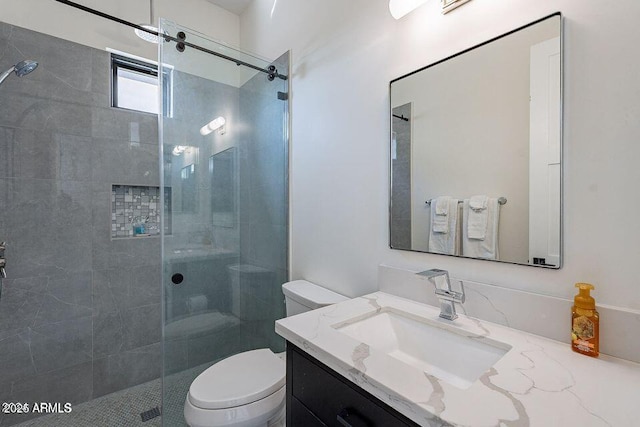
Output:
[
  {"xmin": 416, "ymin": 269, "xmax": 465, "ymax": 320},
  {"xmin": 0, "ymin": 241, "xmax": 5, "ymax": 301},
  {"xmin": 0, "ymin": 241, "xmax": 6, "ymax": 279}
]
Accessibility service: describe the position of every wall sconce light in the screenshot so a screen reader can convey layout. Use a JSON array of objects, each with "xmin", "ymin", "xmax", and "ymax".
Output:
[
  {"xmin": 389, "ymin": 0, "xmax": 429, "ymax": 19},
  {"xmin": 199, "ymin": 117, "xmax": 226, "ymax": 136},
  {"xmin": 441, "ymin": 0, "xmax": 471, "ymax": 14},
  {"xmin": 389, "ymin": 0, "xmax": 472, "ymax": 18},
  {"xmin": 172, "ymin": 145, "xmax": 188, "ymax": 156}
]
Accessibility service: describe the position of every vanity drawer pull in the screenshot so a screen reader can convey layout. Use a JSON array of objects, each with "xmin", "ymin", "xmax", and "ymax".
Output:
[{"xmin": 337, "ymin": 408, "xmax": 372, "ymax": 427}]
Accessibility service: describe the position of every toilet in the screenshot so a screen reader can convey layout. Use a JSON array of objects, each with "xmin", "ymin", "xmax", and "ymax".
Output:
[{"xmin": 184, "ymin": 280, "xmax": 348, "ymax": 427}]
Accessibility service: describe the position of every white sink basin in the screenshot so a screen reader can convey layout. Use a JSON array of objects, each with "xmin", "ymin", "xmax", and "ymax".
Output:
[{"xmin": 333, "ymin": 308, "xmax": 511, "ymax": 389}]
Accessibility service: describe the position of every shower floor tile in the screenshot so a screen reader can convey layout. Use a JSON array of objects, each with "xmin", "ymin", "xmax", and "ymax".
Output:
[
  {"xmin": 12, "ymin": 376, "xmax": 161, "ymax": 427},
  {"xmin": 11, "ymin": 362, "xmax": 214, "ymax": 427}
]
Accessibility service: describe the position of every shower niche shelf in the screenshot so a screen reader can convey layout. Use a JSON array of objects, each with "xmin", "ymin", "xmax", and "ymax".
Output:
[{"xmin": 111, "ymin": 185, "xmax": 172, "ymax": 239}]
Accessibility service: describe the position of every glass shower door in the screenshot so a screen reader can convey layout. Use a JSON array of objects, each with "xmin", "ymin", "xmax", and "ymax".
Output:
[{"xmin": 159, "ymin": 21, "xmax": 289, "ymax": 426}]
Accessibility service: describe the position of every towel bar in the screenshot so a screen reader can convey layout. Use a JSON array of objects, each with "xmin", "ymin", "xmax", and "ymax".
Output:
[{"xmin": 425, "ymin": 197, "xmax": 507, "ymax": 205}]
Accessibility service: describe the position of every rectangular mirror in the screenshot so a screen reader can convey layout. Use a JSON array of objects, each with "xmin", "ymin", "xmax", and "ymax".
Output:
[
  {"xmin": 180, "ymin": 164, "xmax": 197, "ymax": 213},
  {"xmin": 390, "ymin": 13, "xmax": 562, "ymax": 268},
  {"xmin": 210, "ymin": 147, "xmax": 237, "ymax": 228}
]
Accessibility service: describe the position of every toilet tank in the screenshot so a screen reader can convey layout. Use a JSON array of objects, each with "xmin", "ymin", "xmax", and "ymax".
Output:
[{"xmin": 282, "ymin": 280, "xmax": 348, "ymax": 316}]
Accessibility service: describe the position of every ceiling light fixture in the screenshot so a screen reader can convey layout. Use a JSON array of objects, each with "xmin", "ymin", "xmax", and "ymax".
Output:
[
  {"xmin": 389, "ymin": 0, "xmax": 429, "ymax": 19},
  {"xmin": 135, "ymin": 0, "xmax": 159, "ymax": 44},
  {"xmin": 200, "ymin": 117, "xmax": 226, "ymax": 136}
]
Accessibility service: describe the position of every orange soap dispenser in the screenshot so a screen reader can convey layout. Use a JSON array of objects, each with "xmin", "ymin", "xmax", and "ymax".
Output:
[{"xmin": 571, "ymin": 283, "xmax": 599, "ymax": 357}]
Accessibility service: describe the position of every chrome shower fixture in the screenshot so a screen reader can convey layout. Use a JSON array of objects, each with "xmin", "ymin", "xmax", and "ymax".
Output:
[
  {"xmin": 0, "ymin": 60, "xmax": 39, "ymax": 86},
  {"xmin": 135, "ymin": 0, "xmax": 159, "ymax": 43}
]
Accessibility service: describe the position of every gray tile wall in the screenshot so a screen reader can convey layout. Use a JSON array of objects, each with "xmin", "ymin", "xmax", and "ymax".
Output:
[
  {"xmin": 161, "ymin": 63, "xmax": 245, "ymax": 376},
  {"xmin": 158, "ymin": 39, "xmax": 289, "ymax": 425},
  {"xmin": 159, "ymin": 44, "xmax": 245, "ymax": 426},
  {"xmin": 238, "ymin": 52, "xmax": 290, "ymax": 352},
  {"xmin": 162, "ymin": 67, "xmax": 241, "ymax": 250},
  {"xmin": 0, "ymin": 22, "xmax": 161, "ymax": 426},
  {"xmin": 391, "ymin": 103, "xmax": 412, "ymax": 249}
]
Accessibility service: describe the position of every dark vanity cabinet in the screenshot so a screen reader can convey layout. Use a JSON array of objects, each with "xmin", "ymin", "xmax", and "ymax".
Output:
[{"xmin": 286, "ymin": 343, "xmax": 421, "ymax": 426}]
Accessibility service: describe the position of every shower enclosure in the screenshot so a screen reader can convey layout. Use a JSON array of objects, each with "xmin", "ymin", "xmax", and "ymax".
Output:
[
  {"xmin": 159, "ymin": 21, "xmax": 290, "ymax": 426},
  {"xmin": 0, "ymin": 11, "xmax": 288, "ymax": 427},
  {"xmin": 0, "ymin": 19, "xmax": 164, "ymax": 426}
]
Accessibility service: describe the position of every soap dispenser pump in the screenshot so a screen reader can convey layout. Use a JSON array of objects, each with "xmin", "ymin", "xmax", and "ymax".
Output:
[{"xmin": 571, "ymin": 283, "xmax": 599, "ymax": 357}]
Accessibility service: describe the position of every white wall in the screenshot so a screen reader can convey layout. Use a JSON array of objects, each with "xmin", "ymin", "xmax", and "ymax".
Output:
[
  {"xmin": 0, "ymin": 0, "xmax": 239, "ymax": 61},
  {"xmin": 241, "ymin": 0, "xmax": 640, "ymax": 312},
  {"xmin": 393, "ymin": 29, "xmax": 531, "ymax": 258}
]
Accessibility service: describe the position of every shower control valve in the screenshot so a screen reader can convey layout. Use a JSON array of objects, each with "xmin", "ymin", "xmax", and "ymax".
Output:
[{"xmin": 0, "ymin": 241, "xmax": 6, "ymax": 278}]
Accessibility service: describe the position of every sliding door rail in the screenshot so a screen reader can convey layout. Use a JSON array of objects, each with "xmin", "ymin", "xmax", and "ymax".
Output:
[{"xmin": 53, "ymin": 0, "xmax": 288, "ymax": 81}]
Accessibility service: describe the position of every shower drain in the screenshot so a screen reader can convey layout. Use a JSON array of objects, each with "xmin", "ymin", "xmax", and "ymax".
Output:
[{"xmin": 140, "ymin": 406, "xmax": 162, "ymax": 422}]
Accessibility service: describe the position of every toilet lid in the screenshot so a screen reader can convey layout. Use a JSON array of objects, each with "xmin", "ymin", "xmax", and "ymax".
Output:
[{"xmin": 188, "ymin": 349, "xmax": 286, "ymax": 410}]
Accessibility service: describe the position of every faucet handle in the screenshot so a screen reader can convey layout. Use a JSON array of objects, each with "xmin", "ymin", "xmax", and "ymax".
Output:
[
  {"xmin": 435, "ymin": 280, "xmax": 465, "ymax": 303},
  {"xmin": 0, "ymin": 243, "xmax": 6, "ymax": 279},
  {"xmin": 416, "ymin": 268, "xmax": 449, "ymax": 280}
]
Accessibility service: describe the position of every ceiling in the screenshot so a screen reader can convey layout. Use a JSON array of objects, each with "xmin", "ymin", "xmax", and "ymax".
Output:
[{"xmin": 205, "ymin": 0, "xmax": 253, "ymax": 15}]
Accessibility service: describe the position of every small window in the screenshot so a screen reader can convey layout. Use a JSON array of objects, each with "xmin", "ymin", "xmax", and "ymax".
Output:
[{"xmin": 111, "ymin": 54, "xmax": 172, "ymax": 116}]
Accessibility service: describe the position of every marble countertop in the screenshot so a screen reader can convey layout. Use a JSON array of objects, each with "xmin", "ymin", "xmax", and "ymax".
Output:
[{"xmin": 275, "ymin": 292, "xmax": 640, "ymax": 426}]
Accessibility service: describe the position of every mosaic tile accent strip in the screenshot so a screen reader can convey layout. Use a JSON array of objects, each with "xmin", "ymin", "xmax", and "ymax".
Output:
[{"xmin": 111, "ymin": 185, "xmax": 171, "ymax": 238}]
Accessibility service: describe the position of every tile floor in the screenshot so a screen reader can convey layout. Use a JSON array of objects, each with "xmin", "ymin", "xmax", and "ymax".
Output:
[{"xmin": 13, "ymin": 363, "xmax": 213, "ymax": 427}]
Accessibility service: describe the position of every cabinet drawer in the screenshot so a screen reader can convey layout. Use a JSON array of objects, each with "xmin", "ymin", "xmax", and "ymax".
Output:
[
  {"xmin": 290, "ymin": 396, "xmax": 327, "ymax": 426},
  {"xmin": 289, "ymin": 345, "xmax": 418, "ymax": 427}
]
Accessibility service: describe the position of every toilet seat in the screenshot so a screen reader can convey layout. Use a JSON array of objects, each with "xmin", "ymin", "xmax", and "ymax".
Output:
[
  {"xmin": 184, "ymin": 386, "xmax": 285, "ymax": 427},
  {"xmin": 188, "ymin": 349, "xmax": 285, "ymax": 410}
]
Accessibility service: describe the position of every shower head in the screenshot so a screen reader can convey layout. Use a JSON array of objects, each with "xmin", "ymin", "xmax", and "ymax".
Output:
[
  {"xmin": 0, "ymin": 60, "xmax": 39, "ymax": 86},
  {"xmin": 15, "ymin": 60, "xmax": 38, "ymax": 77}
]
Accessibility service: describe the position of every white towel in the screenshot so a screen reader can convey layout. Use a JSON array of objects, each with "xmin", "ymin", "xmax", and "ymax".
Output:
[
  {"xmin": 462, "ymin": 198, "xmax": 500, "ymax": 260},
  {"xmin": 432, "ymin": 196, "xmax": 451, "ymax": 233},
  {"xmin": 468, "ymin": 195, "xmax": 489, "ymax": 239},
  {"xmin": 469, "ymin": 195, "xmax": 488, "ymax": 211},
  {"xmin": 435, "ymin": 196, "xmax": 450, "ymax": 215},
  {"xmin": 429, "ymin": 198, "xmax": 459, "ymax": 255}
]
